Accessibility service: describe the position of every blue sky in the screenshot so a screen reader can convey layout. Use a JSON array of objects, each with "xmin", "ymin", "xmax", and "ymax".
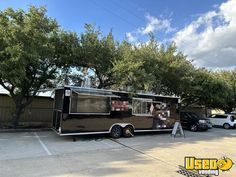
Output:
[
  {"xmin": 0, "ymin": 0, "xmax": 225, "ymax": 41},
  {"xmin": 1, "ymin": 0, "xmax": 236, "ymax": 68}
]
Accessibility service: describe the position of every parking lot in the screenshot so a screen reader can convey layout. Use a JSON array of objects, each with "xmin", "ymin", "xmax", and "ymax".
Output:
[{"xmin": 0, "ymin": 128, "xmax": 235, "ymax": 177}]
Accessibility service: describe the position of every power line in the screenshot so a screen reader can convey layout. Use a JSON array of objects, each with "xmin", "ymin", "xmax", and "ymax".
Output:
[
  {"xmin": 109, "ymin": 0, "xmax": 145, "ymax": 24},
  {"xmin": 90, "ymin": 0, "xmax": 140, "ymax": 29}
]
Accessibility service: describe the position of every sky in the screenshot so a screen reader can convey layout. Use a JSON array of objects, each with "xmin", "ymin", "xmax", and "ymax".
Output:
[{"xmin": 0, "ymin": 0, "xmax": 236, "ymax": 69}]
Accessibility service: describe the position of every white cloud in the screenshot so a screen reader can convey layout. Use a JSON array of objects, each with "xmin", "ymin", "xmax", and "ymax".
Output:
[
  {"xmin": 125, "ymin": 13, "xmax": 175, "ymax": 43},
  {"xmin": 138, "ymin": 14, "xmax": 176, "ymax": 35},
  {"xmin": 173, "ymin": 0, "xmax": 236, "ymax": 68},
  {"xmin": 125, "ymin": 32, "xmax": 137, "ymax": 42}
]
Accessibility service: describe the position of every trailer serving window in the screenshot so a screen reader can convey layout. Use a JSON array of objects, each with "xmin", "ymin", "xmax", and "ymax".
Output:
[
  {"xmin": 132, "ymin": 98, "xmax": 153, "ymax": 116},
  {"xmin": 70, "ymin": 91, "xmax": 110, "ymax": 114}
]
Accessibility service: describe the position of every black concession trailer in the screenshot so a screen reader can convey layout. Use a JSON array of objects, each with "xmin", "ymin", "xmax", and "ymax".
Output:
[{"xmin": 52, "ymin": 86, "xmax": 180, "ymax": 138}]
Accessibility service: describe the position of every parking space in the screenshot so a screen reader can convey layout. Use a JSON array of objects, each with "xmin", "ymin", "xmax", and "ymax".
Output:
[{"xmin": 0, "ymin": 128, "xmax": 236, "ymax": 177}]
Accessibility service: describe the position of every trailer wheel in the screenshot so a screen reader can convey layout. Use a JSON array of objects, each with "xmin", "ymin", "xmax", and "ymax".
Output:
[
  {"xmin": 110, "ymin": 125, "xmax": 122, "ymax": 139},
  {"xmin": 190, "ymin": 124, "xmax": 198, "ymax": 132},
  {"xmin": 123, "ymin": 125, "xmax": 134, "ymax": 138}
]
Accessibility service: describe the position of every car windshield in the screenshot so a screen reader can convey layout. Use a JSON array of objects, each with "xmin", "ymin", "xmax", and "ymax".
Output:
[{"xmin": 230, "ymin": 116, "xmax": 235, "ymax": 122}]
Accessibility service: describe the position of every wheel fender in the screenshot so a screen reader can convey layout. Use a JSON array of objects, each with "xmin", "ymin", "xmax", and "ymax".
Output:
[{"xmin": 109, "ymin": 123, "xmax": 135, "ymax": 133}]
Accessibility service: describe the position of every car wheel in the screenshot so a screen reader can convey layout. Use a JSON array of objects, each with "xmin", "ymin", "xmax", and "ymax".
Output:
[
  {"xmin": 110, "ymin": 125, "xmax": 122, "ymax": 139},
  {"xmin": 190, "ymin": 124, "xmax": 198, "ymax": 132},
  {"xmin": 223, "ymin": 123, "xmax": 230, "ymax": 129},
  {"xmin": 123, "ymin": 125, "xmax": 134, "ymax": 138}
]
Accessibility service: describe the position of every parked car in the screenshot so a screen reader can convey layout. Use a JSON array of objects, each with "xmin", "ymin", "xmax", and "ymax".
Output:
[
  {"xmin": 231, "ymin": 111, "xmax": 236, "ymax": 115},
  {"xmin": 180, "ymin": 111, "xmax": 212, "ymax": 131},
  {"xmin": 208, "ymin": 114, "xmax": 236, "ymax": 129}
]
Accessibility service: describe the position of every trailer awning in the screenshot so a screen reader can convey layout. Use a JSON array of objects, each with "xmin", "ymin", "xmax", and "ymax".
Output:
[{"xmin": 71, "ymin": 87, "xmax": 120, "ymax": 98}]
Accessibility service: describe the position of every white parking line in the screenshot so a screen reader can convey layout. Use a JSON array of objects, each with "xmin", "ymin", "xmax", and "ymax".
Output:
[
  {"xmin": 34, "ymin": 132, "xmax": 52, "ymax": 156},
  {"xmin": 22, "ymin": 135, "xmax": 47, "ymax": 138}
]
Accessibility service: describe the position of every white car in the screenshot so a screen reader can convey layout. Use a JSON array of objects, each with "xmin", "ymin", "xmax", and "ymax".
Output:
[{"xmin": 208, "ymin": 114, "xmax": 236, "ymax": 129}]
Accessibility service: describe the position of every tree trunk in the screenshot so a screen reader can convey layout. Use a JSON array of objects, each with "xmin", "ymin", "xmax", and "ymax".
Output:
[
  {"xmin": 12, "ymin": 104, "xmax": 24, "ymax": 128},
  {"xmin": 97, "ymin": 83, "xmax": 103, "ymax": 89},
  {"xmin": 11, "ymin": 93, "xmax": 35, "ymax": 127}
]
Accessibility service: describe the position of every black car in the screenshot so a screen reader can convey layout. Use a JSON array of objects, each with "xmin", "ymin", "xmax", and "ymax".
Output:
[{"xmin": 180, "ymin": 111, "xmax": 212, "ymax": 131}]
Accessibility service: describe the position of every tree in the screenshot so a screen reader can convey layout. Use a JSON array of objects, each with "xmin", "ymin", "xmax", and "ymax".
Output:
[
  {"xmin": 0, "ymin": 6, "xmax": 77, "ymax": 126},
  {"xmin": 152, "ymin": 42, "xmax": 194, "ymax": 96},
  {"xmin": 112, "ymin": 35, "xmax": 194, "ymax": 95},
  {"xmin": 112, "ymin": 36, "xmax": 159, "ymax": 92},
  {"xmin": 72, "ymin": 24, "xmax": 119, "ymax": 88},
  {"xmin": 181, "ymin": 69, "xmax": 232, "ymax": 116},
  {"xmin": 213, "ymin": 70, "xmax": 236, "ymax": 112}
]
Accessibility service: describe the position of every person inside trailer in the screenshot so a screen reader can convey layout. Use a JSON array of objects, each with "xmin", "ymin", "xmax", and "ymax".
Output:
[{"xmin": 152, "ymin": 103, "xmax": 167, "ymax": 129}]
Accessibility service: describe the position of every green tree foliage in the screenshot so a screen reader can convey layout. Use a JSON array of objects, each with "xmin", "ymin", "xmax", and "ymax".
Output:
[
  {"xmin": 152, "ymin": 43, "xmax": 194, "ymax": 96},
  {"xmin": 182, "ymin": 69, "xmax": 231, "ymax": 115},
  {"xmin": 0, "ymin": 6, "xmax": 77, "ymax": 126},
  {"xmin": 72, "ymin": 24, "xmax": 119, "ymax": 88},
  {"xmin": 213, "ymin": 70, "xmax": 236, "ymax": 112},
  {"xmin": 112, "ymin": 35, "xmax": 194, "ymax": 96},
  {"xmin": 112, "ymin": 40, "xmax": 156, "ymax": 92}
]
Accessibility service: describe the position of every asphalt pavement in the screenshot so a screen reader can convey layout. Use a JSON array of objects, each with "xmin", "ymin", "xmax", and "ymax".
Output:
[{"xmin": 0, "ymin": 128, "xmax": 235, "ymax": 177}]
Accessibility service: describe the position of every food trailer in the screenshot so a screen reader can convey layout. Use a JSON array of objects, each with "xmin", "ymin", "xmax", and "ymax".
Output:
[{"xmin": 52, "ymin": 86, "xmax": 180, "ymax": 138}]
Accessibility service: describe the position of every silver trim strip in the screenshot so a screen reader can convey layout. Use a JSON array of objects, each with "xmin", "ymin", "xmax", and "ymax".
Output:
[
  {"xmin": 69, "ymin": 113, "xmax": 110, "ymax": 115},
  {"xmin": 54, "ymin": 129, "xmax": 173, "ymax": 136},
  {"xmin": 59, "ymin": 131, "xmax": 109, "ymax": 136},
  {"xmin": 72, "ymin": 91, "xmax": 120, "ymax": 98},
  {"xmin": 132, "ymin": 114, "xmax": 153, "ymax": 117},
  {"xmin": 132, "ymin": 97, "xmax": 152, "ymax": 101}
]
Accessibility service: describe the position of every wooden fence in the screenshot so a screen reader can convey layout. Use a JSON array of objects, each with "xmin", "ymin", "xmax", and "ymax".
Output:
[{"xmin": 0, "ymin": 94, "xmax": 53, "ymax": 128}]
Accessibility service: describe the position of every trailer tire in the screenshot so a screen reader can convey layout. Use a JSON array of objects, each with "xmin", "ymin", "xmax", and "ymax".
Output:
[
  {"xmin": 110, "ymin": 125, "xmax": 122, "ymax": 139},
  {"xmin": 123, "ymin": 125, "xmax": 134, "ymax": 138},
  {"xmin": 190, "ymin": 124, "xmax": 198, "ymax": 132}
]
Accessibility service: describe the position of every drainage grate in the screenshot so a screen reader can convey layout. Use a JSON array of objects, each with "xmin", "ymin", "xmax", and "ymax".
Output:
[{"xmin": 177, "ymin": 166, "xmax": 210, "ymax": 177}]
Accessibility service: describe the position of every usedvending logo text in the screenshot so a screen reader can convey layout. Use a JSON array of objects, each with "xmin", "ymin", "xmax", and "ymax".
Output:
[{"xmin": 184, "ymin": 156, "xmax": 234, "ymax": 176}]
